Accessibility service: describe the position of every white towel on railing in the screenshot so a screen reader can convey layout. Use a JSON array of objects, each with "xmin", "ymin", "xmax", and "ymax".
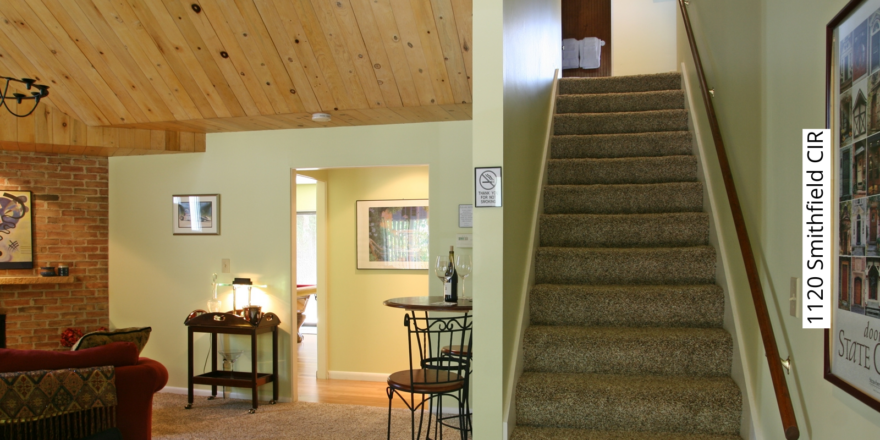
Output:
[
  {"xmin": 562, "ymin": 38, "xmax": 580, "ymax": 69},
  {"xmin": 579, "ymin": 37, "xmax": 605, "ymax": 69}
]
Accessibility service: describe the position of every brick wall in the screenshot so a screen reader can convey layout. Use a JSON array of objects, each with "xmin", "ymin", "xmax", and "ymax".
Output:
[{"xmin": 0, "ymin": 151, "xmax": 108, "ymax": 350}]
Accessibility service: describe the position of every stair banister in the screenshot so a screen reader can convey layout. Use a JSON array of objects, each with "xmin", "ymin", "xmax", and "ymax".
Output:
[{"xmin": 677, "ymin": 1, "xmax": 800, "ymax": 439}]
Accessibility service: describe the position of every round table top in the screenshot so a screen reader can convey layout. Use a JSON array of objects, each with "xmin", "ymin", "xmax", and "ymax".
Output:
[{"xmin": 383, "ymin": 296, "xmax": 472, "ymax": 312}]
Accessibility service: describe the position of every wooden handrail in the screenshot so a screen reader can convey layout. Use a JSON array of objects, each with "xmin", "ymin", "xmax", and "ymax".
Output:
[{"xmin": 677, "ymin": 1, "xmax": 799, "ymax": 439}]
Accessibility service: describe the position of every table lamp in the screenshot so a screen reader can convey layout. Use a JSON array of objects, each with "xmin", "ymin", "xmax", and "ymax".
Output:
[{"xmin": 232, "ymin": 277, "xmax": 252, "ymax": 315}]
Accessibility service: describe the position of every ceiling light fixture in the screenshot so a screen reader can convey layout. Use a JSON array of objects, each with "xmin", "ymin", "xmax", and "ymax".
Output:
[
  {"xmin": 312, "ymin": 113, "xmax": 331, "ymax": 122},
  {"xmin": 1, "ymin": 76, "xmax": 49, "ymax": 118}
]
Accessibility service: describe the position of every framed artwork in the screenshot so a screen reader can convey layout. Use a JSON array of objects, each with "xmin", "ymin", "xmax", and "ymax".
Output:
[
  {"xmin": 356, "ymin": 199, "xmax": 429, "ymax": 270},
  {"xmin": 0, "ymin": 191, "xmax": 33, "ymax": 269},
  {"xmin": 827, "ymin": 0, "xmax": 880, "ymax": 413},
  {"xmin": 172, "ymin": 194, "xmax": 220, "ymax": 235}
]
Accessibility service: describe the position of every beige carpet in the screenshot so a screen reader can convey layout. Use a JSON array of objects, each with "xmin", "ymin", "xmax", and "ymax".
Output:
[{"xmin": 152, "ymin": 393, "xmax": 469, "ymax": 440}]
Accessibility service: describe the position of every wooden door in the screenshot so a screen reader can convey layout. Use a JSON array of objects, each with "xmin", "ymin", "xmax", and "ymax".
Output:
[{"xmin": 562, "ymin": 0, "xmax": 611, "ymax": 77}]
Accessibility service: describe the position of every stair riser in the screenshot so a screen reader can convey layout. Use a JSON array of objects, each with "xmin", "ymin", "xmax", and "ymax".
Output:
[
  {"xmin": 543, "ymin": 183, "xmax": 704, "ymax": 215},
  {"xmin": 555, "ymin": 111, "xmax": 689, "ymax": 136},
  {"xmin": 547, "ymin": 156, "xmax": 697, "ymax": 185},
  {"xmin": 535, "ymin": 247, "xmax": 716, "ymax": 285},
  {"xmin": 523, "ymin": 328, "xmax": 732, "ymax": 376},
  {"xmin": 540, "ymin": 213, "xmax": 709, "ymax": 248},
  {"xmin": 511, "ymin": 427, "xmax": 742, "ymax": 440},
  {"xmin": 556, "ymin": 91, "xmax": 685, "ymax": 114},
  {"xmin": 551, "ymin": 132, "xmax": 693, "ymax": 159},
  {"xmin": 516, "ymin": 377, "xmax": 741, "ymax": 434},
  {"xmin": 529, "ymin": 285, "xmax": 724, "ymax": 328},
  {"xmin": 558, "ymin": 73, "xmax": 681, "ymax": 95}
]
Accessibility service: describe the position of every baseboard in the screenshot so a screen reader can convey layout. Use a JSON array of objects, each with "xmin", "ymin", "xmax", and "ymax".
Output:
[
  {"xmin": 328, "ymin": 370, "xmax": 388, "ymax": 382},
  {"xmin": 159, "ymin": 386, "xmax": 292, "ymax": 403}
]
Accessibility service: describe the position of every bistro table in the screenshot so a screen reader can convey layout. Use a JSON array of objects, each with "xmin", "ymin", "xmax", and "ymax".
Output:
[{"xmin": 383, "ymin": 296, "xmax": 472, "ymax": 312}]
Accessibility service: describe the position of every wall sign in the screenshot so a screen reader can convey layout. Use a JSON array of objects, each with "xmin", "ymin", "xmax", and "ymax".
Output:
[
  {"xmin": 475, "ymin": 167, "xmax": 502, "ymax": 208},
  {"xmin": 459, "ymin": 204, "xmax": 473, "ymax": 228},
  {"xmin": 826, "ymin": 0, "xmax": 880, "ymax": 414}
]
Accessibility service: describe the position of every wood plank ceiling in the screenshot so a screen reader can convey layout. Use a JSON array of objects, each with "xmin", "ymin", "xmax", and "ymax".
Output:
[{"xmin": 0, "ymin": 0, "xmax": 473, "ymax": 133}]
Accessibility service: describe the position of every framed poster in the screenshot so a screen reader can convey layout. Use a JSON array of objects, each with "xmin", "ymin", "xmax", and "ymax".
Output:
[
  {"xmin": 827, "ymin": 0, "xmax": 880, "ymax": 413},
  {"xmin": 0, "ymin": 191, "xmax": 33, "ymax": 269},
  {"xmin": 356, "ymin": 200, "xmax": 429, "ymax": 270},
  {"xmin": 172, "ymin": 194, "xmax": 220, "ymax": 235}
]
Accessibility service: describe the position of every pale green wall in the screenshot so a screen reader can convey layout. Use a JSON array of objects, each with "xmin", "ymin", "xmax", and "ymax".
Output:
[
  {"xmin": 501, "ymin": 0, "xmax": 561, "ymax": 427},
  {"xmin": 324, "ymin": 166, "xmax": 429, "ymax": 374},
  {"xmin": 296, "ymin": 184, "xmax": 316, "ymax": 212},
  {"xmin": 682, "ymin": 0, "xmax": 880, "ymax": 437},
  {"xmin": 109, "ymin": 121, "xmax": 471, "ymax": 401},
  {"xmin": 472, "ymin": 0, "xmax": 506, "ymax": 436}
]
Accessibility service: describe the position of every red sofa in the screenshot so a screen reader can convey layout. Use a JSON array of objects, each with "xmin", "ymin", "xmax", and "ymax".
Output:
[{"xmin": 0, "ymin": 342, "xmax": 168, "ymax": 440}]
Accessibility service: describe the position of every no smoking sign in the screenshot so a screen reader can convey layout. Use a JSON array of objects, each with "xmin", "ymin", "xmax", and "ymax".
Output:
[{"xmin": 475, "ymin": 166, "xmax": 502, "ymax": 207}]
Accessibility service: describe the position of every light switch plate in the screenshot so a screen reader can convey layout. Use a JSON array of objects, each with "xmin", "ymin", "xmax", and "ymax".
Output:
[
  {"xmin": 222, "ymin": 258, "xmax": 231, "ymax": 273},
  {"xmin": 790, "ymin": 277, "xmax": 801, "ymax": 318}
]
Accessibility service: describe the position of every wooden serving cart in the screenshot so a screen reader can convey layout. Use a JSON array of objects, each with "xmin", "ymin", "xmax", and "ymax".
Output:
[{"xmin": 184, "ymin": 311, "xmax": 280, "ymax": 413}]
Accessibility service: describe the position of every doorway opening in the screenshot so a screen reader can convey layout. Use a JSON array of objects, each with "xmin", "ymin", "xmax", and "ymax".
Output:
[{"xmin": 562, "ymin": 0, "xmax": 611, "ymax": 77}]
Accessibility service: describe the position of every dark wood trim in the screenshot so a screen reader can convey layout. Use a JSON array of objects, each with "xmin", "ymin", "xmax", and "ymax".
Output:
[
  {"xmin": 825, "ymin": 0, "xmax": 880, "ymax": 415},
  {"xmin": 677, "ymin": 1, "xmax": 799, "ymax": 438},
  {"xmin": 0, "ymin": 313, "xmax": 5, "ymax": 349}
]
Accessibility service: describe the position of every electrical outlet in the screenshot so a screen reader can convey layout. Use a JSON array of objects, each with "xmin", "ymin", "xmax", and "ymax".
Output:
[
  {"xmin": 790, "ymin": 277, "xmax": 801, "ymax": 318},
  {"xmin": 222, "ymin": 259, "xmax": 230, "ymax": 273}
]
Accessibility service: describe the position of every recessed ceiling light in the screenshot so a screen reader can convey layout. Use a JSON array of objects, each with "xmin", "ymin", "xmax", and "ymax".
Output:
[{"xmin": 312, "ymin": 113, "xmax": 331, "ymax": 122}]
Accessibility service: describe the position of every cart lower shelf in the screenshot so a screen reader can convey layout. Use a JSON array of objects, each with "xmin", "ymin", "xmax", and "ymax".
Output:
[{"xmin": 192, "ymin": 371, "xmax": 274, "ymax": 388}]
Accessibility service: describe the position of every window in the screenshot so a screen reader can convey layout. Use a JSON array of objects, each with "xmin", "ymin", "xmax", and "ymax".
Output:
[{"xmin": 297, "ymin": 212, "xmax": 317, "ymax": 285}]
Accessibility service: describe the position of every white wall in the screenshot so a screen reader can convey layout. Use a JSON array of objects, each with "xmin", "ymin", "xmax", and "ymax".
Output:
[
  {"xmin": 612, "ymin": 0, "xmax": 678, "ymax": 76},
  {"xmin": 109, "ymin": 121, "xmax": 471, "ymax": 402}
]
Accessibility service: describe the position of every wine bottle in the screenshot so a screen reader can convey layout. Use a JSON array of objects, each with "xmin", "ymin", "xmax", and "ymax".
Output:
[{"xmin": 446, "ymin": 245, "xmax": 458, "ymax": 302}]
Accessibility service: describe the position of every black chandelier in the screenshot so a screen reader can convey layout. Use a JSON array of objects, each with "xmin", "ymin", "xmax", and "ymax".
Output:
[{"xmin": 1, "ymin": 76, "xmax": 49, "ymax": 118}]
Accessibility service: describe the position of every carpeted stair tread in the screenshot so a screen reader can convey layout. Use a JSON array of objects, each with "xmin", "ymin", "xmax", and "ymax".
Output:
[
  {"xmin": 535, "ymin": 246, "xmax": 716, "ymax": 285},
  {"xmin": 543, "ymin": 182, "xmax": 703, "ymax": 215},
  {"xmin": 516, "ymin": 372, "xmax": 741, "ymax": 435},
  {"xmin": 529, "ymin": 284, "xmax": 724, "ymax": 328},
  {"xmin": 555, "ymin": 110, "xmax": 689, "ymax": 135},
  {"xmin": 548, "ymin": 156, "xmax": 697, "ymax": 185},
  {"xmin": 540, "ymin": 213, "xmax": 709, "ymax": 247},
  {"xmin": 523, "ymin": 326, "xmax": 732, "ymax": 376},
  {"xmin": 556, "ymin": 90, "xmax": 685, "ymax": 114},
  {"xmin": 558, "ymin": 72, "xmax": 681, "ymax": 95},
  {"xmin": 552, "ymin": 132, "xmax": 693, "ymax": 159},
  {"xmin": 511, "ymin": 426, "xmax": 742, "ymax": 440}
]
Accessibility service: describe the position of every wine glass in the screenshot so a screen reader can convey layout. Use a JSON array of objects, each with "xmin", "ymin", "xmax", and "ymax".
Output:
[
  {"xmin": 456, "ymin": 255, "xmax": 472, "ymax": 301},
  {"xmin": 435, "ymin": 256, "xmax": 454, "ymax": 304}
]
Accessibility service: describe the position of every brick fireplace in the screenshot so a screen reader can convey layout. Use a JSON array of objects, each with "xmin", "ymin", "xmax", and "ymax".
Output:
[{"xmin": 0, "ymin": 151, "xmax": 108, "ymax": 350}]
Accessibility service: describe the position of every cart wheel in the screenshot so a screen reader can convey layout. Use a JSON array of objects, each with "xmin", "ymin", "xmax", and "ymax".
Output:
[
  {"xmin": 248, "ymin": 408, "xmax": 256, "ymax": 414},
  {"xmin": 270, "ymin": 400, "xmax": 277, "ymax": 405},
  {"xmin": 207, "ymin": 396, "xmax": 215, "ymax": 400},
  {"xmin": 185, "ymin": 404, "xmax": 192, "ymax": 409}
]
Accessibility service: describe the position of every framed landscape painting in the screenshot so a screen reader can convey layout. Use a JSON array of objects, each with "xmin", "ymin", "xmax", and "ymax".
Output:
[
  {"xmin": 356, "ymin": 200, "xmax": 429, "ymax": 270},
  {"xmin": 827, "ymin": 0, "xmax": 880, "ymax": 413},
  {"xmin": 172, "ymin": 194, "xmax": 220, "ymax": 235}
]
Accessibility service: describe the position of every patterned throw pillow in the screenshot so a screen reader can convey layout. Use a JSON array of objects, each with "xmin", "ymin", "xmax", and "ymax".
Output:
[{"xmin": 72, "ymin": 327, "xmax": 152, "ymax": 354}]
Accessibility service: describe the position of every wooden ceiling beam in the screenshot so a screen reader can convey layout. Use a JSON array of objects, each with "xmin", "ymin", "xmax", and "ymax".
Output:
[{"xmin": 0, "ymin": 102, "xmax": 205, "ymax": 157}]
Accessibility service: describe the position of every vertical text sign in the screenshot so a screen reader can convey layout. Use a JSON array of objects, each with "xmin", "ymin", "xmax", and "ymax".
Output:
[{"xmin": 803, "ymin": 129, "xmax": 831, "ymax": 329}]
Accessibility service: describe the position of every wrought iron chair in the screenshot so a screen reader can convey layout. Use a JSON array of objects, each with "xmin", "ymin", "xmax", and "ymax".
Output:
[{"xmin": 387, "ymin": 312, "xmax": 472, "ymax": 440}]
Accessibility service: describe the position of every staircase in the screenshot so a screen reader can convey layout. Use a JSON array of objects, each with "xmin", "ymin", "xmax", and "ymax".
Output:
[{"xmin": 512, "ymin": 72, "xmax": 743, "ymax": 440}]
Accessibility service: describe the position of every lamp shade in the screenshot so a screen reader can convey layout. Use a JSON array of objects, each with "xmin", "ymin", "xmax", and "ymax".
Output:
[{"xmin": 232, "ymin": 277, "xmax": 252, "ymax": 286}]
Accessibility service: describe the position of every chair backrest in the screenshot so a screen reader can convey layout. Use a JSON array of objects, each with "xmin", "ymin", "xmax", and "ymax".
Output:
[{"xmin": 404, "ymin": 313, "xmax": 472, "ymax": 388}]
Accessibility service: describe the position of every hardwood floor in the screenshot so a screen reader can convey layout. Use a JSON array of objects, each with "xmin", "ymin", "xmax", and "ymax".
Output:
[{"xmin": 297, "ymin": 333, "xmax": 407, "ymax": 409}]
